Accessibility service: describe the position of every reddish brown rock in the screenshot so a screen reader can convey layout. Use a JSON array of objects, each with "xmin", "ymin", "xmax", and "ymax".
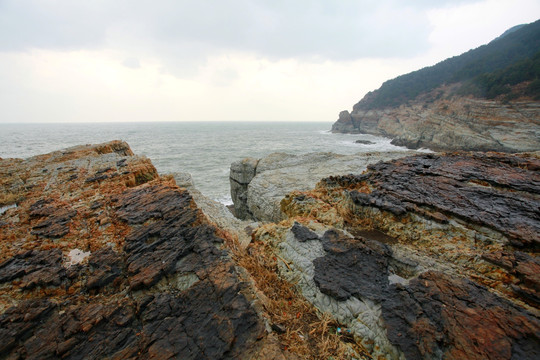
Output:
[
  {"xmin": 382, "ymin": 271, "xmax": 540, "ymax": 360},
  {"xmin": 0, "ymin": 141, "xmax": 272, "ymax": 360}
]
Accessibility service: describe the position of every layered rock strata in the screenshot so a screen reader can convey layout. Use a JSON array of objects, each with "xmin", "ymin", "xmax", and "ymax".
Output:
[
  {"xmin": 0, "ymin": 141, "xmax": 278, "ymax": 359},
  {"xmin": 230, "ymin": 151, "xmax": 415, "ymax": 222},
  {"xmin": 332, "ymin": 87, "xmax": 540, "ymax": 152},
  {"xmin": 252, "ymin": 151, "xmax": 540, "ymax": 359}
]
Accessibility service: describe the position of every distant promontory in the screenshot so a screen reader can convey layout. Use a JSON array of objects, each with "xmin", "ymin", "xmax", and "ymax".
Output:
[{"xmin": 332, "ymin": 19, "xmax": 540, "ymax": 152}]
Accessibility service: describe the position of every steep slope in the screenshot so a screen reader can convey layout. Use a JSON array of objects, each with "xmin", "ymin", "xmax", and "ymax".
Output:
[{"xmin": 332, "ymin": 20, "xmax": 540, "ymax": 152}]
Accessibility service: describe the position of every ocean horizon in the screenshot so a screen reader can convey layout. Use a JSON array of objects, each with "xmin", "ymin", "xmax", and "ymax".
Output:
[{"xmin": 0, "ymin": 121, "xmax": 413, "ymax": 204}]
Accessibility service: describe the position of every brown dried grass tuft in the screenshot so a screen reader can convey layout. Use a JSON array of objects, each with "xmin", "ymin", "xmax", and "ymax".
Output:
[{"xmin": 222, "ymin": 229, "xmax": 371, "ymax": 360}]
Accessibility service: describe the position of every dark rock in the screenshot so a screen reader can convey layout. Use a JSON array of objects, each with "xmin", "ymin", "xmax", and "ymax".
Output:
[
  {"xmin": 0, "ymin": 249, "xmax": 66, "ymax": 289},
  {"xmin": 0, "ymin": 142, "xmax": 270, "ymax": 360},
  {"xmin": 346, "ymin": 152, "xmax": 540, "ymax": 248},
  {"xmin": 313, "ymin": 230, "xmax": 390, "ymax": 301},
  {"xmin": 291, "ymin": 222, "xmax": 319, "ymax": 242},
  {"xmin": 382, "ymin": 271, "xmax": 540, "ymax": 360},
  {"xmin": 85, "ymin": 247, "xmax": 123, "ymax": 290},
  {"xmin": 355, "ymin": 140, "xmax": 375, "ymax": 145},
  {"xmin": 483, "ymin": 251, "xmax": 540, "ymax": 306},
  {"xmin": 29, "ymin": 199, "xmax": 77, "ymax": 238},
  {"xmin": 0, "ymin": 299, "xmax": 57, "ymax": 356}
]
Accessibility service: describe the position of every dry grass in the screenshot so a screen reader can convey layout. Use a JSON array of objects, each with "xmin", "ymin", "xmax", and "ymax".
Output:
[{"xmin": 221, "ymin": 229, "xmax": 371, "ymax": 360}]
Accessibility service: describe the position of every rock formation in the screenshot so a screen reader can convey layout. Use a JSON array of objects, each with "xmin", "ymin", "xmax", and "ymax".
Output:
[
  {"xmin": 251, "ymin": 150, "xmax": 540, "ymax": 359},
  {"xmin": 3, "ymin": 141, "xmax": 539, "ymax": 359},
  {"xmin": 230, "ymin": 151, "xmax": 415, "ymax": 222},
  {"xmin": 332, "ymin": 86, "xmax": 540, "ymax": 152},
  {"xmin": 0, "ymin": 141, "xmax": 284, "ymax": 359}
]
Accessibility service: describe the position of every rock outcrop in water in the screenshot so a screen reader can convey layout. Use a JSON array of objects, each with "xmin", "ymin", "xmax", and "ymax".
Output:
[
  {"xmin": 230, "ymin": 151, "xmax": 415, "ymax": 222},
  {"xmin": 0, "ymin": 141, "xmax": 284, "ymax": 359},
  {"xmin": 251, "ymin": 150, "xmax": 540, "ymax": 359}
]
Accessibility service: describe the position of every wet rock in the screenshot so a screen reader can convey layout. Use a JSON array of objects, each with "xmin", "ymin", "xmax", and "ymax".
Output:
[
  {"xmin": 382, "ymin": 271, "xmax": 540, "ymax": 360},
  {"xmin": 355, "ymin": 140, "xmax": 375, "ymax": 145}
]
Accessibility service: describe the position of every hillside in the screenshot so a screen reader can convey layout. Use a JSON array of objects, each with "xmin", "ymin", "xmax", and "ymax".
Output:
[{"xmin": 333, "ymin": 20, "xmax": 540, "ymax": 152}]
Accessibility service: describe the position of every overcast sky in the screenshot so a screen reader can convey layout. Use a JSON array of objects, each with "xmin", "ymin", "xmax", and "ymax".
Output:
[{"xmin": 0, "ymin": 0, "xmax": 538, "ymax": 123}]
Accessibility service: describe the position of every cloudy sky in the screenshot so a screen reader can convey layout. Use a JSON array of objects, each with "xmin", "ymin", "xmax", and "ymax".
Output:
[{"xmin": 0, "ymin": 0, "xmax": 538, "ymax": 123}]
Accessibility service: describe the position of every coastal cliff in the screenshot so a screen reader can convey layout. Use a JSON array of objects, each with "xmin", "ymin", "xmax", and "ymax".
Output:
[
  {"xmin": 332, "ymin": 20, "xmax": 540, "ymax": 152},
  {"xmin": 332, "ymin": 86, "xmax": 540, "ymax": 152}
]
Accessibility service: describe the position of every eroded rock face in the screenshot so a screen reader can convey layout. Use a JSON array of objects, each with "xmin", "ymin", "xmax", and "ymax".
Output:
[
  {"xmin": 253, "ymin": 151, "xmax": 540, "ymax": 359},
  {"xmin": 332, "ymin": 86, "xmax": 540, "ymax": 152},
  {"xmin": 230, "ymin": 151, "xmax": 415, "ymax": 222},
  {"xmin": 0, "ymin": 141, "xmax": 270, "ymax": 359}
]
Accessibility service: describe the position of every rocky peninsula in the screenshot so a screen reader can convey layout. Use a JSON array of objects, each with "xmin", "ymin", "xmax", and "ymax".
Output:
[
  {"xmin": 332, "ymin": 88, "xmax": 540, "ymax": 152},
  {"xmin": 1, "ymin": 141, "xmax": 539, "ymax": 359}
]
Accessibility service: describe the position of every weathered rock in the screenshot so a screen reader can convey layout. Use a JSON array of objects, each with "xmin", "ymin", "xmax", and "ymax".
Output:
[
  {"xmin": 332, "ymin": 86, "xmax": 540, "ymax": 152},
  {"xmin": 258, "ymin": 220, "xmax": 540, "ymax": 360},
  {"xmin": 231, "ymin": 151, "xmax": 415, "ymax": 222},
  {"xmin": 382, "ymin": 271, "xmax": 540, "ymax": 360},
  {"xmin": 29, "ymin": 199, "xmax": 77, "ymax": 238},
  {"xmin": 343, "ymin": 152, "xmax": 540, "ymax": 248},
  {"xmin": 176, "ymin": 172, "xmax": 259, "ymax": 249},
  {"xmin": 230, "ymin": 157, "xmax": 259, "ymax": 219},
  {"xmin": 251, "ymin": 150, "xmax": 540, "ymax": 359},
  {"xmin": 0, "ymin": 141, "xmax": 278, "ymax": 359}
]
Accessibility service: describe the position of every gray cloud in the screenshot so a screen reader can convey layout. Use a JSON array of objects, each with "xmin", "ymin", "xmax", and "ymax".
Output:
[{"xmin": 0, "ymin": 0, "xmax": 476, "ymax": 60}]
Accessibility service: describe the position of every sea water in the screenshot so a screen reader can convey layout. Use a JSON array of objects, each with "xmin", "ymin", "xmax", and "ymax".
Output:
[{"xmin": 0, "ymin": 122, "xmax": 412, "ymax": 204}]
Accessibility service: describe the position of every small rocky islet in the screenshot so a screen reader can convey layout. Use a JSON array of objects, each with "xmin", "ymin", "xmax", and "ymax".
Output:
[{"xmin": 0, "ymin": 139, "xmax": 539, "ymax": 359}]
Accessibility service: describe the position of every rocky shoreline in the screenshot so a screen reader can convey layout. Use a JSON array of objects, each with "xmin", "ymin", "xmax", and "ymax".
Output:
[
  {"xmin": 332, "ymin": 88, "xmax": 540, "ymax": 153},
  {"xmin": 1, "ymin": 141, "xmax": 539, "ymax": 359}
]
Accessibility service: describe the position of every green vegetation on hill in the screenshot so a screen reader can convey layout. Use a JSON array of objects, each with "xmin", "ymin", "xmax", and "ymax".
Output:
[{"xmin": 354, "ymin": 19, "xmax": 540, "ymax": 110}]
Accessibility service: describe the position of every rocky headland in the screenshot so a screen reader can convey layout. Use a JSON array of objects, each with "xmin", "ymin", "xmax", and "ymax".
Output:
[
  {"xmin": 332, "ymin": 19, "xmax": 540, "ymax": 153},
  {"xmin": 332, "ymin": 88, "xmax": 540, "ymax": 152}
]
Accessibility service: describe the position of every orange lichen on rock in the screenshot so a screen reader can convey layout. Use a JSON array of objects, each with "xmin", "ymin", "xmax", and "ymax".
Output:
[{"xmin": 0, "ymin": 141, "xmax": 284, "ymax": 359}]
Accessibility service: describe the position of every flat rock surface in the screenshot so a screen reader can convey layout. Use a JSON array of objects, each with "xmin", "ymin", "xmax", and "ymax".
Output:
[{"xmin": 0, "ymin": 141, "xmax": 271, "ymax": 359}]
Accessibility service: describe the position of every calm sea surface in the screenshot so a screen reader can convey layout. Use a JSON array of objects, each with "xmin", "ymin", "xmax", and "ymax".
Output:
[{"xmin": 0, "ymin": 122, "xmax": 412, "ymax": 204}]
